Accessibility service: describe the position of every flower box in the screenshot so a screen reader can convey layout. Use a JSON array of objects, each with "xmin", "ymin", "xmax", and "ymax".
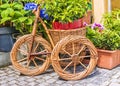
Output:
[
  {"xmin": 97, "ymin": 49, "xmax": 120, "ymax": 69},
  {"xmin": 52, "ymin": 18, "xmax": 83, "ymax": 30}
]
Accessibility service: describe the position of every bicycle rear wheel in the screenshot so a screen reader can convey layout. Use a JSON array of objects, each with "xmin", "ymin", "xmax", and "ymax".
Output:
[{"xmin": 51, "ymin": 35, "xmax": 98, "ymax": 80}]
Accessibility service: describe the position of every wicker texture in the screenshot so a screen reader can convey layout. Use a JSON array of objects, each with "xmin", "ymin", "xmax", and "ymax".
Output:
[
  {"xmin": 51, "ymin": 35, "xmax": 98, "ymax": 80},
  {"xmin": 48, "ymin": 27, "xmax": 86, "ymax": 46},
  {"xmin": 10, "ymin": 34, "xmax": 52, "ymax": 75}
]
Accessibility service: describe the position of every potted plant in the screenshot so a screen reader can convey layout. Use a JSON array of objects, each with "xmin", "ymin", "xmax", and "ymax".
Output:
[
  {"xmin": 0, "ymin": 0, "xmax": 35, "ymax": 34},
  {"xmin": 38, "ymin": 0, "xmax": 88, "ymax": 30},
  {"xmin": 0, "ymin": 0, "xmax": 35, "ymax": 67},
  {"xmin": 86, "ymin": 23, "xmax": 120, "ymax": 69}
]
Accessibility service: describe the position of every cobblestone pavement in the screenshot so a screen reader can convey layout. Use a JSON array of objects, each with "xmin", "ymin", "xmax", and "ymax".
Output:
[{"xmin": 0, "ymin": 65, "xmax": 120, "ymax": 86}]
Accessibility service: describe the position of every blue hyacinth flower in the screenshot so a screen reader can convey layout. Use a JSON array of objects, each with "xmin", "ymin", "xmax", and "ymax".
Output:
[
  {"xmin": 24, "ymin": 3, "xmax": 37, "ymax": 10},
  {"xmin": 24, "ymin": 3, "xmax": 50, "ymax": 20},
  {"xmin": 40, "ymin": 9, "xmax": 50, "ymax": 20}
]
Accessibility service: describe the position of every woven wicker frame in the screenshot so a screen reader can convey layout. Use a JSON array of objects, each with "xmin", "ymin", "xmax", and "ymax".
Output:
[
  {"xmin": 10, "ymin": 34, "xmax": 52, "ymax": 75},
  {"xmin": 48, "ymin": 27, "xmax": 86, "ymax": 46},
  {"xmin": 51, "ymin": 35, "xmax": 98, "ymax": 80}
]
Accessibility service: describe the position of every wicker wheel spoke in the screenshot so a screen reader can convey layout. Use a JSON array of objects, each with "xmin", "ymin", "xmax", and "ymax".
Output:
[
  {"xmin": 62, "ymin": 49, "xmax": 71, "ymax": 56},
  {"xmin": 17, "ymin": 48, "xmax": 28, "ymax": 55},
  {"xmin": 33, "ymin": 42, "xmax": 40, "ymax": 52},
  {"xmin": 35, "ymin": 57, "xmax": 45, "ymax": 62},
  {"xmin": 77, "ymin": 45, "xmax": 86, "ymax": 55},
  {"xmin": 79, "ymin": 61, "xmax": 87, "ymax": 69},
  {"xmin": 26, "ymin": 60, "xmax": 31, "ymax": 68},
  {"xmin": 73, "ymin": 63, "xmax": 76, "ymax": 74},
  {"xmin": 32, "ymin": 59, "xmax": 38, "ymax": 67},
  {"xmin": 58, "ymin": 57, "xmax": 72, "ymax": 61},
  {"xmin": 79, "ymin": 55, "xmax": 91, "ymax": 59},
  {"xmin": 63, "ymin": 61, "xmax": 73, "ymax": 71},
  {"xmin": 53, "ymin": 58, "xmax": 72, "ymax": 61},
  {"xmin": 72, "ymin": 43, "xmax": 75, "ymax": 54},
  {"xmin": 17, "ymin": 58, "xmax": 27, "ymax": 63}
]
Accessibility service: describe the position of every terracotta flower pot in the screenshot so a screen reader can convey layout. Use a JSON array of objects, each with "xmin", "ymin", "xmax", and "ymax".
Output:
[
  {"xmin": 97, "ymin": 49, "xmax": 120, "ymax": 69},
  {"xmin": 118, "ymin": 50, "xmax": 120, "ymax": 64}
]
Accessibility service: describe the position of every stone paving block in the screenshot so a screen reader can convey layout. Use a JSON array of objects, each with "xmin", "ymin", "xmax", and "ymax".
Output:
[
  {"xmin": 61, "ymin": 83, "xmax": 73, "ymax": 86},
  {"xmin": 73, "ymin": 84, "xmax": 81, "ymax": 86},
  {"xmin": 0, "ymin": 80, "xmax": 7, "ymax": 84},
  {"xmin": 8, "ymin": 80, "xmax": 17, "ymax": 85},
  {"xmin": 55, "ymin": 80, "xmax": 65, "ymax": 84},
  {"xmin": 25, "ymin": 78, "xmax": 36, "ymax": 82},
  {"xmin": 0, "ymin": 83, "xmax": 10, "ymax": 86},
  {"xmin": 10, "ymin": 84, "xmax": 18, "ymax": 86},
  {"xmin": 38, "ymin": 82, "xmax": 49, "ymax": 86},
  {"xmin": 27, "ymin": 82, "xmax": 38, "ymax": 86},
  {"xmin": 46, "ymin": 78, "xmax": 57, "ymax": 83},
  {"xmin": 0, "ymin": 65, "xmax": 120, "ymax": 86},
  {"xmin": 50, "ymin": 73, "xmax": 58, "ymax": 77},
  {"xmin": 6, "ymin": 77, "xmax": 16, "ymax": 81},
  {"xmin": 49, "ymin": 83, "xmax": 61, "ymax": 86},
  {"xmin": 16, "ymin": 81, "xmax": 28, "ymax": 85},
  {"xmin": 100, "ymin": 81, "xmax": 110, "ymax": 86},
  {"xmin": 86, "ymin": 83, "xmax": 99, "ymax": 86},
  {"xmin": 42, "ymin": 76, "xmax": 52, "ymax": 80},
  {"xmin": 34, "ymin": 75, "xmax": 45, "ymax": 79},
  {"xmin": 110, "ymin": 78, "xmax": 120, "ymax": 83},
  {"xmin": 109, "ymin": 83, "xmax": 120, "ymax": 86},
  {"xmin": 36, "ymin": 79, "xmax": 45, "ymax": 83}
]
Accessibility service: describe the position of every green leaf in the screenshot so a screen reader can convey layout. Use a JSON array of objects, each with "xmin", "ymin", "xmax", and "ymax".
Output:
[
  {"xmin": 7, "ymin": 8, "xmax": 15, "ymax": 17},
  {"xmin": 14, "ymin": 11, "xmax": 23, "ymax": 17},
  {"xmin": 1, "ymin": 10, "xmax": 9, "ymax": 18},
  {"xmin": 25, "ymin": 19, "xmax": 33, "ymax": 25},
  {"xmin": 0, "ymin": 17, "xmax": 11, "ymax": 24},
  {"xmin": 18, "ymin": 17, "xmax": 28, "ymax": 22},
  {"xmin": 0, "ymin": 3, "xmax": 10, "ymax": 8},
  {"xmin": 13, "ymin": 3, "xmax": 23, "ymax": 10}
]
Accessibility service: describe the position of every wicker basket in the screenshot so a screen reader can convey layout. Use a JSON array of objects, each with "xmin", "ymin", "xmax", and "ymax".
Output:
[
  {"xmin": 48, "ymin": 27, "xmax": 86, "ymax": 54},
  {"xmin": 48, "ymin": 27, "xmax": 86, "ymax": 46}
]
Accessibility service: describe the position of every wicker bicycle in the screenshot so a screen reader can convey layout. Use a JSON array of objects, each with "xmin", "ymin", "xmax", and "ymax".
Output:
[{"xmin": 10, "ymin": 6, "xmax": 98, "ymax": 80}]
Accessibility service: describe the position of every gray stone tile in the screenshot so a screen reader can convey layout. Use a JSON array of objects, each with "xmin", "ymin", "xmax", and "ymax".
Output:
[
  {"xmin": 109, "ymin": 83, "xmax": 120, "ymax": 86},
  {"xmin": 0, "ymin": 65, "xmax": 120, "ymax": 86}
]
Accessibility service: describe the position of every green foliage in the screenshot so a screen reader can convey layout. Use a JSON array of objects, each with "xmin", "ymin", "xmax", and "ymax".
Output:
[
  {"xmin": 86, "ymin": 27, "xmax": 120, "ymax": 50},
  {"xmin": 40, "ymin": 0, "xmax": 88, "ymax": 23},
  {"xmin": 87, "ymin": 9, "xmax": 120, "ymax": 50},
  {"xmin": 102, "ymin": 9, "xmax": 120, "ymax": 32},
  {"xmin": 0, "ymin": 1, "xmax": 35, "ymax": 34}
]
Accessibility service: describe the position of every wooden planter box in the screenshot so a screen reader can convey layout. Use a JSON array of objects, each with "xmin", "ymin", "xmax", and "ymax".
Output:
[{"xmin": 97, "ymin": 49, "xmax": 120, "ymax": 69}]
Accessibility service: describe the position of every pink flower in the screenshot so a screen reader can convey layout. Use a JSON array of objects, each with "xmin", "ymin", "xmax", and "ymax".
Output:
[{"xmin": 83, "ymin": 22, "xmax": 88, "ymax": 27}]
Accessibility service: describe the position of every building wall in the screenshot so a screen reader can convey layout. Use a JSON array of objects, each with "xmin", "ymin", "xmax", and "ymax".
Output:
[
  {"xmin": 111, "ymin": 0, "xmax": 120, "ymax": 10},
  {"xmin": 93, "ymin": 0, "xmax": 106, "ymax": 23}
]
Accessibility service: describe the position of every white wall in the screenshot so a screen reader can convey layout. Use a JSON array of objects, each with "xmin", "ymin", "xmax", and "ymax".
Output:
[{"xmin": 93, "ymin": 0, "xmax": 106, "ymax": 23}]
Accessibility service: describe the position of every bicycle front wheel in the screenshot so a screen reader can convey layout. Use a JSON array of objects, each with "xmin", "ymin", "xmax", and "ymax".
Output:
[{"xmin": 11, "ymin": 34, "xmax": 52, "ymax": 75}]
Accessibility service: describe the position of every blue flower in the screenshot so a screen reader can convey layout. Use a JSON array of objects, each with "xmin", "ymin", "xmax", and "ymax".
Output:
[
  {"xmin": 24, "ymin": 3, "xmax": 50, "ymax": 20},
  {"xmin": 40, "ymin": 9, "xmax": 50, "ymax": 20},
  {"xmin": 24, "ymin": 3, "xmax": 37, "ymax": 10}
]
